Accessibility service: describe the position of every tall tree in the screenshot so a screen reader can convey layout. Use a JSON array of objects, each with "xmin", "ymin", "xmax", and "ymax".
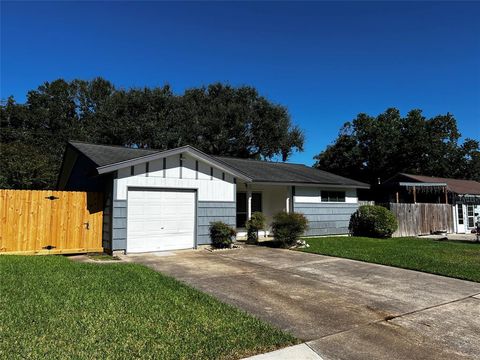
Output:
[
  {"xmin": 314, "ymin": 108, "xmax": 479, "ymax": 185},
  {"xmin": 460, "ymin": 138, "xmax": 480, "ymax": 180},
  {"xmin": 0, "ymin": 78, "xmax": 304, "ymax": 189}
]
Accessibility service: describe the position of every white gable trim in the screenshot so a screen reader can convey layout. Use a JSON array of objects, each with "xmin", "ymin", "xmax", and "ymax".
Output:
[{"xmin": 96, "ymin": 145, "xmax": 252, "ymax": 181}]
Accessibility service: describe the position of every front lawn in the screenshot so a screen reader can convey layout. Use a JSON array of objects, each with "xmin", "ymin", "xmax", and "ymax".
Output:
[
  {"xmin": 0, "ymin": 256, "xmax": 296, "ymax": 359},
  {"xmin": 301, "ymin": 236, "xmax": 480, "ymax": 282}
]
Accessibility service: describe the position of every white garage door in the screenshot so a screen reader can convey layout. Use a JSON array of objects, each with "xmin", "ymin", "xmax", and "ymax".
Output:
[{"xmin": 127, "ymin": 189, "xmax": 195, "ymax": 253}]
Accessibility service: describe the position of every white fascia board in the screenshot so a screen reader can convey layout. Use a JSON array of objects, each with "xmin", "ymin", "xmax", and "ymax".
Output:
[
  {"xmin": 96, "ymin": 145, "xmax": 252, "ymax": 182},
  {"xmin": 251, "ymin": 181, "xmax": 370, "ymax": 189}
]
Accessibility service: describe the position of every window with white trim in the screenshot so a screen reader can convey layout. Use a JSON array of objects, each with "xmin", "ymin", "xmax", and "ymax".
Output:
[{"xmin": 457, "ymin": 205, "xmax": 464, "ymax": 225}]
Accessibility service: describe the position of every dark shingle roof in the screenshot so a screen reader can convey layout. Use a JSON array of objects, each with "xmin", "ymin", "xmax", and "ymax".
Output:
[
  {"xmin": 399, "ymin": 173, "xmax": 480, "ymax": 195},
  {"xmin": 68, "ymin": 141, "xmax": 369, "ymax": 188},
  {"xmin": 214, "ymin": 156, "xmax": 369, "ymax": 187},
  {"xmin": 69, "ymin": 141, "xmax": 158, "ymax": 167}
]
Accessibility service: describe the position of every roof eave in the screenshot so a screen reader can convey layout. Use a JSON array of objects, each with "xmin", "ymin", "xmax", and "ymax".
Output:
[
  {"xmin": 247, "ymin": 180, "xmax": 370, "ymax": 189},
  {"xmin": 398, "ymin": 182, "xmax": 448, "ymax": 187}
]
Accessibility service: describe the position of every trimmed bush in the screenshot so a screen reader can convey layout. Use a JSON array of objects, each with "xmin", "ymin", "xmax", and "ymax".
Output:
[
  {"xmin": 246, "ymin": 212, "xmax": 266, "ymax": 245},
  {"xmin": 349, "ymin": 205, "xmax": 398, "ymax": 238},
  {"xmin": 209, "ymin": 221, "xmax": 236, "ymax": 248},
  {"xmin": 271, "ymin": 212, "xmax": 308, "ymax": 248}
]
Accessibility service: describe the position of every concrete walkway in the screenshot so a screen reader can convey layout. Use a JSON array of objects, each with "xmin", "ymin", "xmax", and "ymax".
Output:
[
  {"xmin": 124, "ymin": 247, "xmax": 480, "ymax": 359},
  {"xmin": 243, "ymin": 343, "xmax": 322, "ymax": 360},
  {"xmin": 419, "ymin": 233, "xmax": 479, "ymax": 242}
]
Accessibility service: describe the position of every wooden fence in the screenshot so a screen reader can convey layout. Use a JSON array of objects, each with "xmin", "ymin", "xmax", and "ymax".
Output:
[
  {"xmin": 0, "ymin": 190, "xmax": 103, "ymax": 255},
  {"xmin": 385, "ymin": 203, "xmax": 454, "ymax": 237}
]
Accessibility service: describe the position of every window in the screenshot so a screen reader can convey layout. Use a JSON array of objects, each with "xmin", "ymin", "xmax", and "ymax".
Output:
[
  {"xmin": 321, "ymin": 191, "xmax": 345, "ymax": 202},
  {"xmin": 236, "ymin": 192, "xmax": 262, "ymax": 228},
  {"xmin": 457, "ymin": 205, "xmax": 464, "ymax": 225},
  {"xmin": 467, "ymin": 205, "xmax": 475, "ymax": 228}
]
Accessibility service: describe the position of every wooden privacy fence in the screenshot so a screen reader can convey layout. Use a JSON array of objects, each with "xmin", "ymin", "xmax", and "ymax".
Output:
[
  {"xmin": 385, "ymin": 203, "xmax": 454, "ymax": 237},
  {"xmin": 0, "ymin": 190, "xmax": 103, "ymax": 255}
]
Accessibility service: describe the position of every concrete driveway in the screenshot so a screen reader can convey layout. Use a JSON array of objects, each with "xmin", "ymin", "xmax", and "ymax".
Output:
[{"xmin": 124, "ymin": 247, "xmax": 480, "ymax": 359}]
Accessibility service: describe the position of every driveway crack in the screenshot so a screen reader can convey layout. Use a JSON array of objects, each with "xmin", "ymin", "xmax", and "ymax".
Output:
[
  {"xmin": 377, "ymin": 292, "xmax": 480, "ymax": 323},
  {"xmin": 310, "ymin": 291, "xmax": 480, "ymax": 342}
]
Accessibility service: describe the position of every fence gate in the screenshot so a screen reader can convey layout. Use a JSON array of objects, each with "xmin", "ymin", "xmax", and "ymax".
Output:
[{"xmin": 0, "ymin": 190, "xmax": 103, "ymax": 255}]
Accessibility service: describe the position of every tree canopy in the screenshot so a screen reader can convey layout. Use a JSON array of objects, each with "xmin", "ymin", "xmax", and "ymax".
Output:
[
  {"xmin": 0, "ymin": 78, "xmax": 304, "ymax": 189},
  {"xmin": 314, "ymin": 108, "xmax": 480, "ymax": 185}
]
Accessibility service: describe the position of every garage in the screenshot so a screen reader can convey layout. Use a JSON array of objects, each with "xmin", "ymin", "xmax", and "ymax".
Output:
[{"xmin": 127, "ymin": 189, "xmax": 196, "ymax": 253}]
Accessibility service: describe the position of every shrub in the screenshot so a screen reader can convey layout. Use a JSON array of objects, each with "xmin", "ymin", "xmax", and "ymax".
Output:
[
  {"xmin": 246, "ymin": 212, "xmax": 266, "ymax": 244},
  {"xmin": 209, "ymin": 221, "xmax": 236, "ymax": 248},
  {"xmin": 349, "ymin": 205, "xmax": 398, "ymax": 238},
  {"xmin": 271, "ymin": 212, "xmax": 308, "ymax": 248}
]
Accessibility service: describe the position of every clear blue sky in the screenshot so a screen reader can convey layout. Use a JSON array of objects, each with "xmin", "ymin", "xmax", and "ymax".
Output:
[{"xmin": 1, "ymin": 1, "xmax": 479, "ymax": 164}]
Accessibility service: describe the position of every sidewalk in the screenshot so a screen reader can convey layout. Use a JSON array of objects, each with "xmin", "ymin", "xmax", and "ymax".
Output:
[{"xmin": 243, "ymin": 344, "xmax": 323, "ymax": 360}]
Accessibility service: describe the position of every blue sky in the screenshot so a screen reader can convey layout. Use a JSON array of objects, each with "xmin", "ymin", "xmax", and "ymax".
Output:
[{"xmin": 1, "ymin": 1, "xmax": 479, "ymax": 164}]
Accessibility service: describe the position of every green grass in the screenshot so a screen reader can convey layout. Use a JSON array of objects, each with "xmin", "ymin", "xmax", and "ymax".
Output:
[
  {"xmin": 301, "ymin": 236, "xmax": 480, "ymax": 283},
  {"xmin": 0, "ymin": 256, "xmax": 296, "ymax": 359}
]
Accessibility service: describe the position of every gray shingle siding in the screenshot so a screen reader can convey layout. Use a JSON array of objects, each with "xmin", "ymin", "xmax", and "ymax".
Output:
[
  {"xmin": 294, "ymin": 202, "xmax": 358, "ymax": 236},
  {"xmin": 197, "ymin": 201, "xmax": 236, "ymax": 245},
  {"xmin": 112, "ymin": 200, "xmax": 127, "ymax": 250}
]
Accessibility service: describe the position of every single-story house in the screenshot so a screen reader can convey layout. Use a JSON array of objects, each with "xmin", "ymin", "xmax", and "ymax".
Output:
[
  {"xmin": 381, "ymin": 173, "xmax": 480, "ymax": 234},
  {"xmin": 58, "ymin": 141, "xmax": 369, "ymax": 253}
]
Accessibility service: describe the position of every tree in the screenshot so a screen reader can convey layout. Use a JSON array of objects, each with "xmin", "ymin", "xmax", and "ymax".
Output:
[
  {"xmin": 460, "ymin": 139, "xmax": 480, "ymax": 181},
  {"xmin": 0, "ymin": 78, "xmax": 304, "ymax": 189},
  {"xmin": 314, "ymin": 108, "xmax": 479, "ymax": 185},
  {"xmin": 177, "ymin": 84, "xmax": 303, "ymax": 160},
  {"xmin": 313, "ymin": 134, "xmax": 364, "ymax": 182},
  {"xmin": 0, "ymin": 142, "xmax": 54, "ymax": 189}
]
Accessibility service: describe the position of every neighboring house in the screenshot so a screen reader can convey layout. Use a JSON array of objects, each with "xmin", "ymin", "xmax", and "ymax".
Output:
[
  {"xmin": 381, "ymin": 173, "xmax": 480, "ymax": 234},
  {"xmin": 58, "ymin": 141, "xmax": 369, "ymax": 253}
]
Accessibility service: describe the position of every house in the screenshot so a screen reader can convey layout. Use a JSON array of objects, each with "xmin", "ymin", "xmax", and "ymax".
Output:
[
  {"xmin": 58, "ymin": 141, "xmax": 369, "ymax": 253},
  {"xmin": 381, "ymin": 173, "xmax": 480, "ymax": 234}
]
